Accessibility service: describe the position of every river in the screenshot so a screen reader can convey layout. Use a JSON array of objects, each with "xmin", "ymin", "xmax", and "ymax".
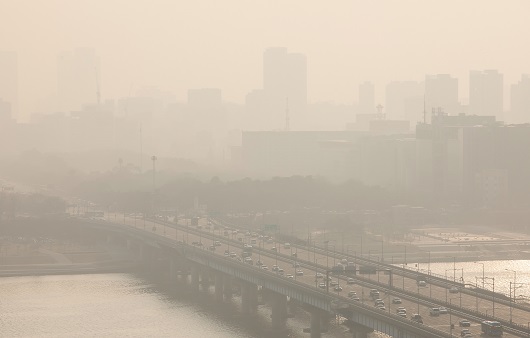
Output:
[{"xmin": 0, "ymin": 273, "xmax": 358, "ymax": 338}]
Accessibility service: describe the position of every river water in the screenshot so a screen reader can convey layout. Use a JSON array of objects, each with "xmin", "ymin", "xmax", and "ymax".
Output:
[
  {"xmin": 0, "ymin": 273, "xmax": 357, "ymax": 338},
  {"xmin": 407, "ymin": 260, "xmax": 530, "ymax": 300}
]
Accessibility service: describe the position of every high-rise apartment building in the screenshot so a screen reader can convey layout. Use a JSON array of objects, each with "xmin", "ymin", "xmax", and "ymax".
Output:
[
  {"xmin": 469, "ymin": 70, "xmax": 503, "ymax": 120},
  {"xmin": 358, "ymin": 81, "xmax": 375, "ymax": 114},
  {"xmin": 0, "ymin": 51, "xmax": 18, "ymax": 121},
  {"xmin": 510, "ymin": 74, "xmax": 530, "ymax": 124},
  {"xmin": 425, "ymin": 74, "xmax": 459, "ymax": 117},
  {"xmin": 57, "ymin": 48, "xmax": 100, "ymax": 112}
]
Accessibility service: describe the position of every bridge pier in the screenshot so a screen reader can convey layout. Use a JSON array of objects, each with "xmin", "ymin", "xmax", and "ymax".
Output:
[
  {"xmin": 200, "ymin": 271, "xmax": 210, "ymax": 291},
  {"xmin": 214, "ymin": 273, "xmax": 224, "ymax": 302},
  {"xmin": 191, "ymin": 265, "xmax": 200, "ymax": 290},
  {"xmin": 223, "ymin": 275, "xmax": 233, "ymax": 299},
  {"xmin": 309, "ymin": 307, "xmax": 322, "ymax": 338},
  {"xmin": 320, "ymin": 311, "xmax": 330, "ymax": 333},
  {"xmin": 169, "ymin": 257, "xmax": 178, "ymax": 282},
  {"xmin": 241, "ymin": 282, "xmax": 258, "ymax": 315},
  {"xmin": 270, "ymin": 292, "xmax": 288, "ymax": 331}
]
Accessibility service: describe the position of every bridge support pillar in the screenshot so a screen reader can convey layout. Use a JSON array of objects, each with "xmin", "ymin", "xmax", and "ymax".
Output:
[
  {"xmin": 241, "ymin": 282, "xmax": 258, "ymax": 315},
  {"xmin": 223, "ymin": 275, "xmax": 232, "ymax": 299},
  {"xmin": 200, "ymin": 271, "xmax": 209, "ymax": 290},
  {"xmin": 271, "ymin": 292, "xmax": 287, "ymax": 331},
  {"xmin": 309, "ymin": 307, "xmax": 323, "ymax": 338},
  {"xmin": 191, "ymin": 265, "xmax": 200, "ymax": 290},
  {"xmin": 169, "ymin": 257, "xmax": 178, "ymax": 282},
  {"xmin": 214, "ymin": 273, "xmax": 224, "ymax": 302},
  {"xmin": 320, "ymin": 311, "xmax": 330, "ymax": 332}
]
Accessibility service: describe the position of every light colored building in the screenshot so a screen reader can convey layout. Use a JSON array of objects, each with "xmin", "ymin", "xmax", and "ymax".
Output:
[
  {"xmin": 57, "ymin": 48, "xmax": 100, "ymax": 112},
  {"xmin": 510, "ymin": 74, "xmax": 530, "ymax": 124},
  {"xmin": 425, "ymin": 74, "xmax": 459, "ymax": 117},
  {"xmin": 0, "ymin": 51, "xmax": 18, "ymax": 121},
  {"xmin": 358, "ymin": 81, "xmax": 375, "ymax": 114},
  {"xmin": 469, "ymin": 70, "xmax": 503, "ymax": 121}
]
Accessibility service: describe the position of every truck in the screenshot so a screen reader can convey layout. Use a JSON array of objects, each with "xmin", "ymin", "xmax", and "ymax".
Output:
[
  {"xmin": 481, "ymin": 321, "xmax": 503, "ymax": 336},
  {"xmin": 345, "ymin": 264, "xmax": 356, "ymax": 275},
  {"xmin": 331, "ymin": 264, "xmax": 344, "ymax": 274}
]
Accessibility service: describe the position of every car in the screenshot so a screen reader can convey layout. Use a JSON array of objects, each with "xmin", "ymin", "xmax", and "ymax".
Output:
[
  {"xmin": 230, "ymin": 252, "xmax": 237, "ymax": 258},
  {"xmin": 330, "ymin": 280, "xmax": 338, "ymax": 287},
  {"xmin": 439, "ymin": 307, "xmax": 448, "ymax": 314},
  {"xmin": 417, "ymin": 280, "xmax": 427, "ymax": 287},
  {"xmin": 315, "ymin": 272, "xmax": 323, "ymax": 279},
  {"xmin": 460, "ymin": 329, "xmax": 471, "ymax": 337},
  {"xmin": 261, "ymin": 265, "xmax": 268, "ymax": 270},
  {"xmin": 293, "ymin": 262, "xmax": 300, "ymax": 268},
  {"xmin": 351, "ymin": 296, "xmax": 360, "ymax": 301},
  {"xmin": 411, "ymin": 314, "xmax": 423, "ymax": 324},
  {"xmin": 450, "ymin": 286, "xmax": 460, "ymax": 293},
  {"xmin": 396, "ymin": 307, "xmax": 406, "ymax": 313},
  {"xmin": 392, "ymin": 297, "xmax": 402, "ymax": 304},
  {"xmin": 334, "ymin": 285, "xmax": 343, "ymax": 292},
  {"xmin": 278, "ymin": 269, "xmax": 284, "ymax": 275},
  {"xmin": 208, "ymin": 245, "xmax": 216, "ymax": 251},
  {"xmin": 286, "ymin": 274, "xmax": 294, "ymax": 279},
  {"xmin": 397, "ymin": 312, "xmax": 407, "ymax": 318},
  {"xmin": 271, "ymin": 247, "xmax": 277, "ymax": 251},
  {"xmin": 319, "ymin": 283, "xmax": 326, "ymax": 289},
  {"xmin": 430, "ymin": 308, "xmax": 440, "ymax": 316},
  {"xmin": 459, "ymin": 320, "xmax": 471, "ymax": 327},
  {"xmin": 272, "ymin": 265, "xmax": 279, "ymax": 271},
  {"xmin": 348, "ymin": 291, "xmax": 357, "ymax": 297},
  {"xmin": 296, "ymin": 269, "xmax": 304, "ymax": 276},
  {"xmin": 347, "ymin": 278, "xmax": 355, "ymax": 284},
  {"xmin": 463, "ymin": 334, "xmax": 472, "ymax": 338}
]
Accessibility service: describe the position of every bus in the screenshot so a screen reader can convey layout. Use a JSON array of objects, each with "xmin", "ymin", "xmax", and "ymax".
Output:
[{"xmin": 481, "ymin": 321, "xmax": 503, "ymax": 336}]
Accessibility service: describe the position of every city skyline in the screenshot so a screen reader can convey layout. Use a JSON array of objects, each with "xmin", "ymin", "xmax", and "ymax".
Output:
[{"xmin": 2, "ymin": 1, "xmax": 530, "ymax": 121}]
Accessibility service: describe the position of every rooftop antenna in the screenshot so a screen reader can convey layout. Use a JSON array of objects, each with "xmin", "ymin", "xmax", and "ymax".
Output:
[{"xmin": 285, "ymin": 97, "xmax": 290, "ymax": 131}]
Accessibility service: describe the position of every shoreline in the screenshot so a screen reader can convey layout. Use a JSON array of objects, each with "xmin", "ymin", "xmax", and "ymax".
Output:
[{"xmin": 0, "ymin": 260, "xmax": 137, "ymax": 278}]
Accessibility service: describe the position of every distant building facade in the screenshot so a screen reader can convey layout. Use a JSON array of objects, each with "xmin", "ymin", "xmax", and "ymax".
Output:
[
  {"xmin": 510, "ymin": 74, "xmax": 530, "ymax": 124},
  {"xmin": 57, "ymin": 48, "xmax": 100, "ymax": 112},
  {"xmin": 425, "ymin": 74, "xmax": 459, "ymax": 117},
  {"xmin": 469, "ymin": 70, "xmax": 503, "ymax": 121},
  {"xmin": 0, "ymin": 50, "xmax": 18, "ymax": 121}
]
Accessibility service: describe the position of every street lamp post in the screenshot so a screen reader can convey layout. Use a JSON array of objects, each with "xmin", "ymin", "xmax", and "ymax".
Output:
[
  {"xmin": 505, "ymin": 269, "xmax": 517, "ymax": 324},
  {"xmin": 474, "ymin": 261, "xmax": 485, "ymax": 288}
]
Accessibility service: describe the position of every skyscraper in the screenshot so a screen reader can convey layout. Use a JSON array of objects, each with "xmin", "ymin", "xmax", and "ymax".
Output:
[
  {"xmin": 469, "ymin": 70, "xmax": 503, "ymax": 120},
  {"xmin": 0, "ymin": 51, "xmax": 18, "ymax": 121},
  {"xmin": 425, "ymin": 74, "xmax": 459, "ymax": 117},
  {"xmin": 358, "ymin": 81, "xmax": 375, "ymax": 114},
  {"xmin": 510, "ymin": 74, "xmax": 530, "ymax": 124},
  {"xmin": 57, "ymin": 48, "xmax": 100, "ymax": 112},
  {"xmin": 262, "ymin": 47, "xmax": 307, "ymax": 123}
]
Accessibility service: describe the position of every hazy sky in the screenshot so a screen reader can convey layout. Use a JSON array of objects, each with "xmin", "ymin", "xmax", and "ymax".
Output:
[{"xmin": 2, "ymin": 0, "xmax": 530, "ymax": 118}]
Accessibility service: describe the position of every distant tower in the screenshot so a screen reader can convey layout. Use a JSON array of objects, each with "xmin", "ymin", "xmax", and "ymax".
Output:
[{"xmin": 376, "ymin": 104, "xmax": 384, "ymax": 119}]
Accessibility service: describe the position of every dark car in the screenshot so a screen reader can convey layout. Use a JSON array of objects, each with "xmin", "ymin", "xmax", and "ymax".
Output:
[{"xmin": 459, "ymin": 320, "xmax": 471, "ymax": 327}]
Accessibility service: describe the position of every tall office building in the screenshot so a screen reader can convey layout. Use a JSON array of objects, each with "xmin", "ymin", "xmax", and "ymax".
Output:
[
  {"xmin": 425, "ymin": 74, "xmax": 459, "ymax": 117},
  {"xmin": 469, "ymin": 70, "xmax": 503, "ymax": 120},
  {"xmin": 263, "ymin": 47, "xmax": 307, "ymax": 118},
  {"xmin": 0, "ymin": 51, "xmax": 18, "ymax": 121},
  {"xmin": 57, "ymin": 48, "xmax": 100, "ymax": 112},
  {"xmin": 510, "ymin": 74, "xmax": 530, "ymax": 124},
  {"xmin": 358, "ymin": 81, "xmax": 375, "ymax": 114}
]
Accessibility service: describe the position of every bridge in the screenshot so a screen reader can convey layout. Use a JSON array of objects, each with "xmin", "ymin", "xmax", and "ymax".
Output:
[{"xmin": 6, "ymin": 215, "xmax": 530, "ymax": 338}]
